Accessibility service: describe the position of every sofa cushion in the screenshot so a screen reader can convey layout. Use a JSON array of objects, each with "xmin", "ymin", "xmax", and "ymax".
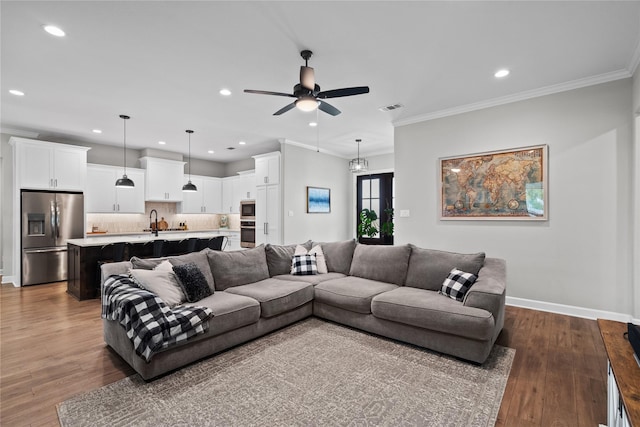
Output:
[
  {"xmin": 291, "ymin": 254, "xmax": 318, "ymax": 275},
  {"xmin": 169, "ymin": 250, "xmax": 216, "ymax": 293},
  {"xmin": 405, "ymin": 245, "xmax": 485, "ymax": 291},
  {"xmin": 314, "ymin": 276, "xmax": 398, "ymax": 314},
  {"xmin": 264, "ymin": 241, "xmax": 312, "ymax": 276},
  {"xmin": 224, "ymin": 278, "xmax": 314, "ymax": 318},
  {"xmin": 207, "ymin": 245, "xmax": 270, "ymax": 291},
  {"xmin": 371, "ymin": 287, "xmax": 494, "ymax": 341},
  {"xmin": 348, "ymin": 244, "xmax": 411, "ymax": 286},
  {"xmin": 313, "ymin": 239, "xmax": 356, "ymax": 275},
  {"xmin": 172, "ymin": 262, "xmax": 213, "ymax": 303},
  {"xmin": 127, "ymin": 268, "xmax": 184, "ymax": 307},
  {"xmin": 273, "ymin": 272, "xmax": 346, "ymax": 286},
  {"xmin": 184, "ymin": 291, "xmax": 260, "ymax": 335},
  {"xmin": 440, "ymin": 268, "xmax": 478, "ymax": 302}
]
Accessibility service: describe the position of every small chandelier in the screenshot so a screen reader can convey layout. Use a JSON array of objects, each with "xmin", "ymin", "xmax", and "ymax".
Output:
[
  {"xmin": 349, "ymin": 138, "xmax": 368, "ymax": 173},
  {"xmin": 182, "ymin": 130, "xmax": 198, "ymax": 192},
  {"xmin": 115, "ymin": 114, "xmax": 135, "ymax": 188}
]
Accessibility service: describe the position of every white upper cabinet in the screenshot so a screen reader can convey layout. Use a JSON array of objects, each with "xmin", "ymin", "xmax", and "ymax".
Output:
[
  {"xmin": 221, "ymin": 176, "xmax": 239, "ymax": 214},
  {"xmin": 179, "ymin": 175, "xmax": 222, "ymax": 214},
  {"xmin": 237, "ymin": 171, "xmax": 256, "ymax": 200},
  {"xmin": 139, "ymin": 157, "xmax": 185, "ymax": 202},
  {"xmin": 11, "ymin": 138, "xmax": 89, "ymax": 191},
  {"xmin": 254, "ymin": 152, "xmax": 280, "ymax": 185},
  {"xmin": 86, "ymin": 164, "xmax": 145, "ymax": 213}
]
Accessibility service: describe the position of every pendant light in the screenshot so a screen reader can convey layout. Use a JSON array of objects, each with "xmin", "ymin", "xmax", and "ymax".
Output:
[
  {"xmin": 115, "ymin": 114, "xmax": 135, "ymax": 188},
  {"xmin": 349, "ymin": 138, "xmax": 368, "ymax": 173},
  {"xmin": 182, "ymin": 129, "xmax": 197, "ymax": 192}
]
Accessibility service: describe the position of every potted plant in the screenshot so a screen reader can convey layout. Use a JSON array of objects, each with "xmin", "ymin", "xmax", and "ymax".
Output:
[
  {"xmin": 380, "ymin": 207, "xmax": 394, "ymax": 245},
  {"xmin": 357, "ymin": 209, "xmax": 378, "ymax": 243}
]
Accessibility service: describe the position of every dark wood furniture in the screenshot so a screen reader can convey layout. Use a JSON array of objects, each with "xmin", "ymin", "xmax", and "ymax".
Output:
[{"xmin": 598, "ymin": 318, "xmax": 640, "ymax": 427}]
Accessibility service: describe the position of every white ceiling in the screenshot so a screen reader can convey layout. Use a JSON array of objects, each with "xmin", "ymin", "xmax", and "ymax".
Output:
[{"xmin": 2, "ymin": 1, "xmax": 639, "ymax": 163}]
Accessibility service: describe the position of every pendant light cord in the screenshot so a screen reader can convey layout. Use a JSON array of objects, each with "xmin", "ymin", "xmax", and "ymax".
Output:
[{"xmin": 120, "ymin": 114, "xmax": 130, "ymax": 176}]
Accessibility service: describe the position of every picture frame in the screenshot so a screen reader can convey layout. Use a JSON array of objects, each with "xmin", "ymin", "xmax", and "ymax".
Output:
[
  {"xmin": 439, "ymin": 144, "xmax": 548, "ymax": 220},
  {"xmin": 307, "ymin": 186, "xmax": 331, "ymax": 213}
]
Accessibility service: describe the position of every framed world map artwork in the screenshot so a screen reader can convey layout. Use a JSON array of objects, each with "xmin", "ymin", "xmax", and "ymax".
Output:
[{"xmin": 440, "ymin": 145, "xmax": 548, "ymax": 220}]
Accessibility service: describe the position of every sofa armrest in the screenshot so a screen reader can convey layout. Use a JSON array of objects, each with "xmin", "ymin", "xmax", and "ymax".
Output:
[
  {"xmin": 463, "ymin": 258, "xmax": 506, "ymax": 325},
  {"xmin": 100, "ymin": 261, "xmax": 132, "ymax": 298}
]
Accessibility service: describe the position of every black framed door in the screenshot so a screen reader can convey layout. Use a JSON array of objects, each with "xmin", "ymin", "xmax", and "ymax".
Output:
[{"xmin": 356, "ymin": 172, "xmax": 394, "ymax": 245}]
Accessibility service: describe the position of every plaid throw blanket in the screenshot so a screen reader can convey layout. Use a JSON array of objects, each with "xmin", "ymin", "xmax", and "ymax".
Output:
[{"xmin": 102, "ymin": 274, "xmax": 213, "ymax": 362}]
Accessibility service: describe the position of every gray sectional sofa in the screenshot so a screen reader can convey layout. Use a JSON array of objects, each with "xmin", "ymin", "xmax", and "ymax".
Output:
[{"xmin": 101, "ymin": 240, "xmax": 506, "ymax": 380}]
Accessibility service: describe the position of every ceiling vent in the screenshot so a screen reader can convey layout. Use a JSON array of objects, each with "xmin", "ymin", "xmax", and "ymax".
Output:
[
  {"xmin": 378, "ymin": 103, "xmax": 404, "ymax": 112},
  {"xmin": 226, "ymin": 147, "xmax": 236, "ymax": 150}
]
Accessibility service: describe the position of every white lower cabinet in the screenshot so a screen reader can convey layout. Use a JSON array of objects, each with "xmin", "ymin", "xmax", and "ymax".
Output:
[
  {"xmin": 607, "ymin": 361, "xmax": 631, "ymax": 427},
  {"xmin": 86, "ymin": 164, "xmax": 145, "ymax": 213}
]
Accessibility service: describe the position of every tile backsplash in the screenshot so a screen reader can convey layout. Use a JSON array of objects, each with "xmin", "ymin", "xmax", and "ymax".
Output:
[{"xmin": 87, "ymin": 202, "xmax": 240, "ymax": 233}]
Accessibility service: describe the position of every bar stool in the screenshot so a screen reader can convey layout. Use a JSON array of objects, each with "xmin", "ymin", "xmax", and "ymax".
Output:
[
  {"xmin": 177, "ymin": 237, "xmax": 199, "ymax": 254},
  {"xmin": 96, "ymin": 242, "xmax": 128, "ymax": 292},
  {"xmin": 140, "ymin": 239, "xmax": 167, "ymax": 258},
  {"xmin": 207, "ymin": 236, "xmax": 225, "ymax": 251}
]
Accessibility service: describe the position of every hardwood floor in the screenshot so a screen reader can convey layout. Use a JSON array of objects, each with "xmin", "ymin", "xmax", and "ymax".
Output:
[{"xmin": 1, "ymin": 282, "xmax": 608, "ymax": 426}]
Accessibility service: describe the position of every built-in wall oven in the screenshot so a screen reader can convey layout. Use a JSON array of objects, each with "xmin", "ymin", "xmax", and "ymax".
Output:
[{"xmin": 240, "ymin": 220, "xmax": 255, "ymax": 248}]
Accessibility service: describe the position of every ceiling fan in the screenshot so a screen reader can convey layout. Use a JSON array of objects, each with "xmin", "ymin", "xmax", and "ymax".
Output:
[{"xmin": 244, "ymin": 50, "xmax": 369, "ymax": 116}]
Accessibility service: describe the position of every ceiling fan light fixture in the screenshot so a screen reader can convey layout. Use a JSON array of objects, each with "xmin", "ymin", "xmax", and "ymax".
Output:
[{"xmin": 295, "ymin": 96, "xmax": 319, "ymax": 112}]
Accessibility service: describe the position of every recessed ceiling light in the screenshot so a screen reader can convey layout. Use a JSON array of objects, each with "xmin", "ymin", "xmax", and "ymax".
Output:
[
  {"xmin": 43, "ymin": 25, "xmax": 65, "ymax": 37},
  {"xmin": 158, "ymin": 141, "xmax": 166, "ymax": 145},
  {"xmin": 208, "ymin": 150, "xmax": 214, "ymax": 154},
  {"xmin": 219, "ymin": 89, "xmax": 231, "ymax": 96},
  {"xmin": 309, "ymin": 122, "xmax": 318, "ymax": 127},
  {"xmin": 238, "ymin": 141, "xmax": 246, "ymax": 145},
  {"xmin": 9, "ymin": 89, "xmax": 25, "ymax": 96},
  {"xmin": 494, "ymin": 69, "xmax": 510, "ymax": 78},
  {"xmin": 92, "ymin": 129, "xmax": 102, "ymax": 134}
]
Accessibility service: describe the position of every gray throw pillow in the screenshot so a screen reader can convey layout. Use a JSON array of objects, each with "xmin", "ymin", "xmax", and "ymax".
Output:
[
  {"xmin": 128, "ymin": 268, "xmax": 185, "ymax": 307},
  {"xmin": 349, "ymin": 244, "xmax": 412, "ymax": 286},
  {"xmin": 130, "ymin": 256, "xmax": 167, "ymax": 270},
  {"xmin": 206, "ymin": 245, "xmax": 270, "ymax": 290},
  {"xmin": 172, "ymin": 263, "xmax": 212, "ymax": 303},
  {"xmin": 169, "ymin": 250, "xmax": 215, "ymax": 293},
  {"xmin": 312, "ymin": 240, "xmax": 356, "ymax": 275},
  {"xmin": 405, "ymin": 244, "xmax": 486, "ymax": 291},
  {"xmin": 265, "ymin": 241, "xmax": 312, "ymax": 276}
]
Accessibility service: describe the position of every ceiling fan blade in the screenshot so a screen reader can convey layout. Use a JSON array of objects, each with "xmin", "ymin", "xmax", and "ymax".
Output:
[
  {"xmin": 300, "ymin": 66, "xmax": 315, "ymax": 91},
  {"xmin": 273, "ymin": 102, "xmax": 296, "ymax": 115},
  {"xmin": 317, "ymin": 86, "xmax": 370, "ymax": 99},
  {"xmin": 244, "ymin": 89, "xmax": 296, "ymax": 98},
  {"xmin": 318, "ymin": 101, "xmax": 341, "ymax": 116}
]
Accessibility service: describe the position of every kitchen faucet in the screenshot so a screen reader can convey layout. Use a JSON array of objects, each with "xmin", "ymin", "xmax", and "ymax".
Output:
[{"xmin": 150, "ymin": 209, "xmax": 158, "ymax": 237}]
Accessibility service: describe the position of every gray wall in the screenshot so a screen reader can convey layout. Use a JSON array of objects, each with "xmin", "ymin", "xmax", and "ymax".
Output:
[
  {"xmin": 225, "ymin": 158, "xmax": 256, "ymax": 177},
  {"xmin": 282, "ymin": 143, "xmax": 351, "ymax": 244},
  {"xmin": 395, "ymin": 79, "xmax": 635, "ymax": 316},
  {"xmin": 633, "ymin": 69, "xmax": 640, "ymax": 319}
]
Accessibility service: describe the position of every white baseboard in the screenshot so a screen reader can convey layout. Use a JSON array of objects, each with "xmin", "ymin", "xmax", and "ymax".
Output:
[
  {"xmin": 506, "ymin": 296, "xmax": 635, "ymax": 323},
  {"xmin": 1, "ymin": 275, "xmax": 18, "ymax": 287}
]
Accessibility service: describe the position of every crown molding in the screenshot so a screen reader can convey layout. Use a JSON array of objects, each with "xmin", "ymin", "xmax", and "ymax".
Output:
[
  {"xmin": 0, "ymin": 127, "xmax": 39, "ymax": 138},
  {"xmin": 393, "ymin": 69, "xmax": 632, "ymax": 127},
  {"xmin": 628, "ymin": 36, "xmax": 640, "ymax": 75}
]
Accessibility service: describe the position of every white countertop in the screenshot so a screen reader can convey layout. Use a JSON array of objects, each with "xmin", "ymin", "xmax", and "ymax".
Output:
[{"xmin": 68, "ymin": 229, "xmax": 239, "ymax": 247}]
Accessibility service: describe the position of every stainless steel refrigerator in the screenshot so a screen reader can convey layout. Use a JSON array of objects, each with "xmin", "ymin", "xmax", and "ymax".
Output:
[{"xmin": 21, "ymin": 190, "xmax": 84, "ymax": 286}]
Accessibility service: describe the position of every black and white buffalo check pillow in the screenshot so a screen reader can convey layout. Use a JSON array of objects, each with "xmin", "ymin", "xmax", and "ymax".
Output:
[
  {"xmin": 440, "ymin": 268, "xmax": 478, "ymax": 301},
  {"xmin": 291, "ymin": 254, "xmax": 318, "ymax": 275}
]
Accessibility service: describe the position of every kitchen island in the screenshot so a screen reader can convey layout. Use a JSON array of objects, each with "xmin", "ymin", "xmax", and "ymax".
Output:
[{"xmin": 67, "ymin": 230, "xmax": 238, "ymax": 300}]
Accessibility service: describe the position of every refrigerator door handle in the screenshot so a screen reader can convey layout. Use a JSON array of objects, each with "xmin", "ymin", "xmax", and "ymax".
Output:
[
  {"xmin": 50, "ymin": 201, "xmax": 56, "ymax": 239},
  {"xmin": 55, "ymin": 202, "xmax": 60, "ymax": 239},
  {"xmin": 24, "ymin": 247, "xmax": 67, "ymax": 254}
]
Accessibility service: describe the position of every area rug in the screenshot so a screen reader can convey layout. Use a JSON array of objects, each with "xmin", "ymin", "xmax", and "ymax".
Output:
[{"xmin": 57, "ymin": 318, "xmax": 514, "ymax": 426}]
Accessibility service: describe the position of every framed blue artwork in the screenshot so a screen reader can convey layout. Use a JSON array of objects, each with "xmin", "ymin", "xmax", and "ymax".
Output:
[{"xmin": 307, "ymin": 187, "xmax": 331, "ymax": 213}]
